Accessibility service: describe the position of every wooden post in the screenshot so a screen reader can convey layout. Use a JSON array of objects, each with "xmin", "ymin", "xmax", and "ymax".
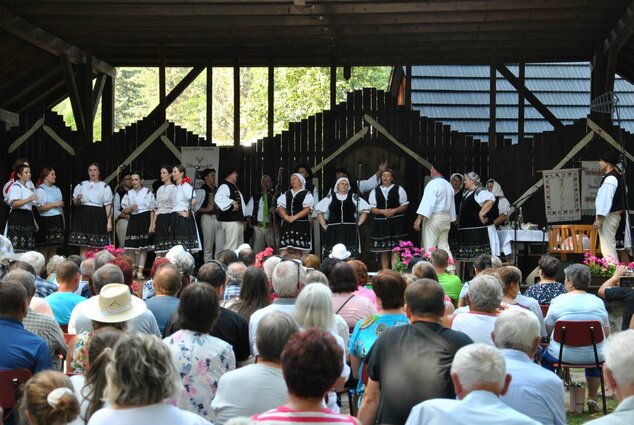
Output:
[
  {"xmin": 518, "ymin": 62, "xmax": 525, "ymax": 144},
  {"xmin": 330, "ymin": 66, "xmax": 337, "ymax": 111},
  {"xmin": 268, "ymin": 66, "xmax": 274, "ymax": 138},
  {"xmin": 234, "ymin": 64, "xmax": 240, "ymax": 147},
  {"xmin": 489, "ymin": 62, "xmax": 497, "ymax": 148},
  {"xmin": 159, "ymin": 46, "xmax": 166, "ymax": 123},
  {"xmin": 206, "ymin": 65, "xmax": 212, "ymax": 143},
  {"xmin": 101, "ymin": 75, "xmax": 114, "ymax": 141},
  {"xmin": 405, "ymin": 65, "xmax": 412, "ymax": 111},
  {"xmin": 80, "ymin": 53, "xmax": 93, "ymax": 144}
]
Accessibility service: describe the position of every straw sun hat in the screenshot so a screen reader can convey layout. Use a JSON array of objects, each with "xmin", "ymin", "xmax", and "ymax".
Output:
[{"xmin": 81, "ymin": 283, "xmax": 146, "ymax": 323}]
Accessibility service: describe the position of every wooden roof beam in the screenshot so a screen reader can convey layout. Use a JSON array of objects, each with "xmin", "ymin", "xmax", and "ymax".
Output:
[
  {"xmin": 0, "ymin": 108, "xmax": 19, "ymax": 128},
  {"xmin": 602, "ymin": 0, "xmax": 634, "ymax": 53},
  {"xmin": 496, "ymin": 64, "xmax": 564, "ymax": 130},
  {"xmin": 0, "ymin": 6, "xmax": 115, "ymax": 77}
]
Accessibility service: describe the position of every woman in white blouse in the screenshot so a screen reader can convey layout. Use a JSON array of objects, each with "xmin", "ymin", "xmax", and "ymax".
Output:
[
  {"xmin": 152, "ymin": 165, "xmax": 175, "ymax": 255},
  {"xmin": 277, "ymin": 173, "xmax": 314, "ymax": 256},
  {"xmin": 316, "ymin": 177, "xmax": 370, "ymax": 258},
  {"xmin": 121, "ymin": 171, "xmax": 156, "ymax": 279},
  {"xmin": 4, "ymin": 163, "xmax": 38, "ymax": 251},
  {"xmin": 169, "ymin": 165, "xmax": 201, "ymax": 252},
  {"xmin": 69, "ymin": 163, "xmax": 113, "ymax": 257},
  {"xmin": 35, "ymin": 167, "xmax": 65, "ymax": 261}
]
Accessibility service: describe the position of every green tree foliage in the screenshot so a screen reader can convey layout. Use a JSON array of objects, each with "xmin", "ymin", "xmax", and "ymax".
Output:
[{"xmin": 53, "ymin": 66, "xmax": 391, "ymax": 145}]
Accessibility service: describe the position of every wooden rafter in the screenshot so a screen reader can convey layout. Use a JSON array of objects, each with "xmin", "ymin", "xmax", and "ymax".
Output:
[
  {"xmin": 147, "ymin": 66, "xmax": 205, "ymax": 119},
  {"xmin": 496, "ymin": 64, "xmax": 564, "ymax": 129},
  {"xmin": 92, "ymin": 74, "xmax": 107, "ymax": 120},
  {"xmin": 60, "ymin": 55, "xmax": 85, "ymax": 134},
  {"xmin": 602, "ymin": 0, "xmax": 634, "ymax": 54}
]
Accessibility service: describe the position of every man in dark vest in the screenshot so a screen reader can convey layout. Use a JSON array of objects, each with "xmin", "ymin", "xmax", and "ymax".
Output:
[
  {"xmin": 594, "ymin": 150, "xmax": 625, "ymax": 262},
  {"xmin": 247, "ymin": 175, "xmax": 276, "ymax": 253},
  {"xmin": 197, "ymin": 168, "xmax": 219, "ymax": 262},
  {"xmin": 215, "ymin": 167, "xmax": 247, "ymax": 252},
  {"xmin": 113, "ymin": 170, "xmax": 133, "ymax": 248}
]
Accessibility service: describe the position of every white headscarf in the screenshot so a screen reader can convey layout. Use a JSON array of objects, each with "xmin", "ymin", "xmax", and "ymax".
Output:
[
  {"xmin": 487, "ymin": 179, "xmax": 505, "ymax": 197},
  {"xmin": 291, "ymin": 173, "xmax": 306, "ymax": 189},
  {"xmin": 450, "ymin": 173, "xmax": 464, "ymax": 189},
  {"xmin": 334, "ymin": 177, "xmax": 350, "ymax": 194}
]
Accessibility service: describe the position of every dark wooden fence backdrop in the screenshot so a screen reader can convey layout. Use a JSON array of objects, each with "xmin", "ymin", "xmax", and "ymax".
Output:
[{"xmin": 2, "ymin": 88, "xmax": 633, "ymax": 261}]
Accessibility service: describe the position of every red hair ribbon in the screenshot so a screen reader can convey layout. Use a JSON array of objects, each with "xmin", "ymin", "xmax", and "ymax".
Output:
[
  {"xmin": 3, "ymin": 172, "xmax": 16, "ymax": 194},
  {"xmin": 181, "ymin": 176, "xmax": 192, "ymax": 185},
  {"xmin": 36, "ymin": 178, "xmax": 43, "ymax": 188}
]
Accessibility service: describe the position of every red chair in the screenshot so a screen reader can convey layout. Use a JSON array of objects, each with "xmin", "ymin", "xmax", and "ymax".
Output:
[
  {"xmin": 540, "ymin": 304, "xmax": 549, "ymax": 317},
  {"xmin": 0, "ymin": 368, "xmax": 32, "ymax": 423},
  {"xmin": 552, "ymin": 320, "xmax": 607, "ymax": 414}
]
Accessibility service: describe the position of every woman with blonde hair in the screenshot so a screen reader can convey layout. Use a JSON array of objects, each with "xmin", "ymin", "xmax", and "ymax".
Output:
[{"xmin": 20, "ymin": 370, "xmax": 80, "ymax": 425}]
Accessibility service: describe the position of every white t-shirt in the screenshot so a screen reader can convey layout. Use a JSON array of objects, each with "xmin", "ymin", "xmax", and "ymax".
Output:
[
  {"xmin": 87, "ymin": 403, "xmax": 209, "ymax": 425},
  {"xmin": 450, "ymin": 311, "xmax": 497, "ymax": 346}
]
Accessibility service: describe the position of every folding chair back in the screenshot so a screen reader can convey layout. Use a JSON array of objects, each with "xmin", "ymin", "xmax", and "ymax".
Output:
[
  {"xmin": 0, "ymin": 368, "xmax": 32, "ymax": 409},
  {"xmin": 540, "ymin": 304, "xmax": 549, "ymax": 318}
]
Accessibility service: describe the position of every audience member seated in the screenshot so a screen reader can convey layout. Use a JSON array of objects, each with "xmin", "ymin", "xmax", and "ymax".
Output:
[
  {"xmin": 212, "ymin": 312, "xmax": 299, "ymax": 424},
  {"xmin": 7, "ymin": 261, "xmax": 54, "ymax": 317},
  {"xmin": 238, "ymin": 246, "xmax": 256, "ymax": 267},
  {"xmin": 412, "ymin": 260, "xmax": 438, "ymax": 281},
  {"xmin": 145, "ymin": 263, "xmax": 181, "ymax": 333},
  {"xmin": 70, "ymin": 327, "xmax": 123, "ymax": 423},
  {"xmin": 305, "ymin": 269, "xmax": 329, "ymax": 286},
  {"xmin": 68, "ymin": 283, "xmax": 145, "ymax": 373},
  {"xmin": 329, "ymin": 262, "xmax": 376, "ymax": 329},
  {"xmin": 4, "ymin": 270, "xmax": 66, "ymax": 370},
  {"xmin": 68, "ymin": 264, "xmax": 160, "ymax": 336},
  {"xmin": 250, "ymin": 328, "xmax": 361, "ymax": 425},
  {"xmin": 141, "ymin": 257, "xmax": 171, "ymax": 301},
  {"xmin": 163, "ymin": 282, "xmax": 236, "ymax": 420},
  {"xmin": 262, "ymin": 256, "xmax": 282, "ymax": 283},
  {"xmin": 458, "ymin": 253, "xmax": 493, "ymax": 307},
  {"xmin": 163, "ymin": 261, "xmax": 251, "ymax": 364},
  {"xmin": 301, "ymin": 253, "xmax": 321, "ymax": 270},
  {"xmin": 20, "ymin": 251, "xmax": 57, "ymax": 298},
  {"xmin": 349, "ymin": 270, "xmax": 408, "ymax": 404},
  {"xmin": 293, "ymin": 283, "xmax": 351, "ymax": 413},
  {"xmin": 431, "ymin": 249, "xmax": 462, "ymax": 307},
  {"xmin": 249, "ymin": 260, "xmax": 306, "ymax": 355},
  {"xmin": 45, "ymin": 254, "xmax": 66, "ymax": 284},
  {"xmin": 86, "ymin": 333, "xmax": 209, "ymax": 425},
  {"xmin": 405, "ymin": 343, "xmax": 539, "ymax": 425},
  {"xmin": 358, "ymin": 279, "xmax": 473, "ymax": 425},
  {"xmin": 20, "ymin": 370, "xmax": 80, "ymax": 425},
  {"xmin": 542, "ymin": 263, "xmax": 609, "ymax": 413},
  {"xmin": 451, "ymin": 275, "xmax": 502, "ymax": 345},
  {"xmin": 92, "ymin": 250, "xmax": 115, "ymax": 271},
  {"xmin": 77, "ymin": 258, "xmax": 95, "ymax": 297},
  {"xmin": 348, "ymin": 259, "xmax": 377, "ymax": 308},
  {"xmin": 224, "ymin": 261, "xmax": 247, "ymax": 304},
  {"xmin": 319, "ymin": 257, "xmax": 340, "ymax": 279},
  {"xmin": 227, "ymin": 266, "xmax": 271, "ymax": 320},
  {"xmin": 45, "ymin": 261, "xmax": 85, "ymax": 326},
  {"xmin": 586, "ymin": 330, "xmax": 634, "ymax": 424},
  {"xmin": 498, "ymin": 266, "xmax": 546, "ymax": 337},
  {"xmin": 598, "ymin": 265, "xmax": 634, "ymax": 330},
  {"xmin": 524, "ymin": 255, "xmax": 566, "ymax": 305},
  {"xmin": 0, "ymin": 280, "xmax": 52, "ymax": 373},
  {"xmin": 217, "ymin": 249, "xmax": 238, "ymax": 267},
  {"xmin": 493, "ymin": 309, "xmax": 565, "ymax": 425}
]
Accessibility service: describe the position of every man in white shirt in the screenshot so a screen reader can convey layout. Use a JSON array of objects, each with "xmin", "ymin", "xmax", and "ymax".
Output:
[
  {"xmin": 405, "ymin": 343, "xmax": 539, "ymax": 425},
  {"xmin": 414, "ymin": 161, "xmax": 456, "ymax": 260},
  {"xmin": 215, "ymin": 167, "xmax": 247, "ymax": 252},
  {"xmin": 594, "ymin": 150, "xmax": 624, "ymax": 263},
  {"xmin": 493, "ymin": 308, "xmax": 566, "ymax": 425},
  {"xmin": 586, "ymin": 330, "xmax": 634, "ymax": 424},
  {"xmin": 451, "ymin": 275, "xmax": 501, "ymax": 346}
]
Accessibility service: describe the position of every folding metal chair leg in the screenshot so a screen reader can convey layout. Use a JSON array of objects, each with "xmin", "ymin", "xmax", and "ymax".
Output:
[{"xmin": 599, "ymin": 370, "xmax": 607, "ymax": 414}]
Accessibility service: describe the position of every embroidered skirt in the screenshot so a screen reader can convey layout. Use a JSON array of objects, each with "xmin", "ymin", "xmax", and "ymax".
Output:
[
  {"xmin": 69, "ymin": 205, "xmax": 110, "ymax": 248},
  {"xmin": 5, "ymin": 209, "xmax": 36, "ymax": 251},
  {"xmin": 279, "ymin": 220, "xmax": 312, "ymax": 251},
  {"xmin": 154, "ymin": 213, "xmax": 172, "ymax": 253},
  {"xmin": 125, "ymin": 211, "xmax": 154, "ymax": 250},
  {"xmin": 36, "ymin": 214, "xmax": 65, "ymax": 246},
  {"xmin": 456, "ymin": 226, "xmax": 491, "ymax": 261},
  {"xmin": 170, "ymin": 212, "xmax": 201, "ymax": 252},
  {"xmin": 324, "ymin": 222, "xmax": 360, "ymax": 258},
  {"xmin": 369, "ymin": 216, "xmax": 406, "ymax": 253}
]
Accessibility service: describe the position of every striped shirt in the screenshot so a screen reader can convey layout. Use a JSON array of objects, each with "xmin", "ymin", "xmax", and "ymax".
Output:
[{"xmin": 252, "ymin": 406, "xmax": 361, "ymax": 425}]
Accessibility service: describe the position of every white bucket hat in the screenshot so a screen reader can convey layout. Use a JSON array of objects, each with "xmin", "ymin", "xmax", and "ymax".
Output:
[
  {"xmin": 82, "ymin": 283, "xmax": 147, "ymax": 323},
  {"xmin": 234, "ymin": 243, "xmax": 251, "ymax": 256},
  {"xmin": 329, "ymin": 243, "xmax": 351, "ymax": 260}
]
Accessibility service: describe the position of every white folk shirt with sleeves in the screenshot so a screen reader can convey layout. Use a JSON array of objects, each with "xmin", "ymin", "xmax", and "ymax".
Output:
[
  {"xmin": 214, "ymin": 183, "xmax": 247, "ymax": 214},
  {"xmin": 368, "ymin": 184, "xmax": 409, "ymax": 208},
  {"xmin": 36, "ymin": 185, "xmax": 63, "ymax": 217},
  {"xmin": 3, "ymin": 179, "xmax": 34, "ymax": 204},
  {"xmin": 155, "ymin": 184, "xmax": 175, "ymax": 215},
  {"xmin": 314, "ymin": 193, "xmax": 370, "ymax": 220},
  {"xmin": 416, "ymin": 177, "xmax": 456, "ymax": 221},
  {"xmin": 172, "ymin": 182, "xmax": 196, "ymax": 213},
  {"xmin": 121, "ymin": 188, "xmax": 156, "ymax": 215},
  {"xmin": 596, "ymin": 175, "xmax": 618, "ymax": 217},
  {"xmin": 276, "ymin": 189, "xmax": 315, "ymax": 214},
  {"xmin": 8, "ymin": 182, "xmax": 35, "ymax": 211},
  {"xmin": 72, "ymin": 181, "xmax": 112, "ymax": 207},
  {"xmin": 358, "ymin": 174, "xmax": 381, "ymax": 194}
]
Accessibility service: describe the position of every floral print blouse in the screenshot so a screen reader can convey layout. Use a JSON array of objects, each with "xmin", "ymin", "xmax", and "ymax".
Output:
[
  {"xmin": 71, "ymin": 331, "xmax": 94, "ymax": 373},
  {"xmin": 163, "ymin": 329, "xmax": 236, "ymax": 421},
  {"xmin": 524, "ymin": 282, "xmax": 566, "ymax": 305}
]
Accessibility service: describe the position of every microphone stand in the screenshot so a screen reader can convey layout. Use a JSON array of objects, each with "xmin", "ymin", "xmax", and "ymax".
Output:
[
  {"xmin": 272, "ymin": 167, "xmax": 284, "ymax": 254},
  {"xmin": 185, "ymin": 167, "xmax": 199, "ymax": 254}
]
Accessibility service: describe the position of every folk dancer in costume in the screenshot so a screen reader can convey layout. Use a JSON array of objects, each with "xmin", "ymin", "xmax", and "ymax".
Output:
[
  {"xmin": 214, "ymin": 166, "xmax": 247, "ymax": 252},
  {"xmin": 369, "ymin": 168, "xmax": 409, "ymax": 269},
  {"xmin": 35, "ymin": 167, "xmax": 65, "ymax": 262},
  {"xmin": 247, "ymin": 175, "xmax": 278, "ymax": 254},
  {"xmin": 316, "ymin": 177, "xmax": 370, "ymax": 258},
  {"xmin": 69, "ymin": 163, "xmax": 113, "ymax": 257},
  {"xmin": 449, "ymin": 173, "xmax": 464, "ymax": 254},
  {"xmin": 4, "ymin": 163, "xmax": 38, "ymax": 252},
  {"xmin": 594, "ymin": 150, "xmax": 626, "ymax": 263},
  {"xmin": 413, "ymin": 161, "xmax": 456, "ymax": 260},
  {"xmin": 3, "ymin": 158, "xmax": 35, "ymax": 205},
  {"xmin": 170, "ymin": 165, "xmax": 201, "ymax": 252},
  {"xmin": 152, "ymin": 165, "xmax": 175, "ymax": 255},
  {"xmin": 484, "ymin": 178, "xmax": 511, "ymax": 256},
  {"xmin": 121, "ymin": 171, "xmax": 156, "ymax": 279},
  {"xmin": 113, "ymin": 171, "xmax": 133, "ymax": 249},
  {"xmin": 197, "ymin": 168, "xmax": 220, "ymax": 262},
  {"xmin": 455, "ymin": 171, "xmax": 495, "ymax": 261},
  {"xmin": 277, "ymin": 173, "xmax": 314, "ymax": 256}
]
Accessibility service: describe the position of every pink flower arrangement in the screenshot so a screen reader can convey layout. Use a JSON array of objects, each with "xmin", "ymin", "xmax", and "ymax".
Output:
[
  {"xmin": 255, "ymin": 247, "xmax": 274, "ymax": 268},
  {"xmin": 393, "ymin": 242, "xmax": 455, "ymax": 273},
  {"xmin": 84, "ymin": 244, "xmax": 125, "ymax": 259},
  {"xmin": 583, "ymin": 252, "xmax": 634, "ymax": 277}
]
